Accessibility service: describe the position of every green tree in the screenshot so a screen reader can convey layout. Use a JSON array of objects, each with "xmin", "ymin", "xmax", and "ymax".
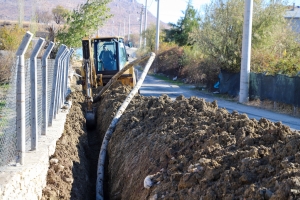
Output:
[
  {"xmin": 190, "ymin": 0, "xmax": 298, "ymax": 73},
  {"xmin": 142, "ymin": 24, "xmax": 165, "ymax": 51},
  {"xmin": 166, "ymin": 0, "xmax": 200, "ymax": 46},
  {"xmin": 52, "ymin": 5, "xmax": 69, "ymax": 24},
  {"xmin": 142, "ymin": 24, "xmax": 156, "ymax": 51},
  {"xmin": 56, "ymin": 0, "xmax": 112, "ymax": 47}
]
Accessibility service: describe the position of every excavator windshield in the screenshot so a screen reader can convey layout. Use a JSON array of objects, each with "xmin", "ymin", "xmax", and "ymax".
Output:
[
  {"xmin": 94, "ymin": 39, "xmax": 117, "ymax": 72},
  {"xmin": 93, "ymin": 37, "xmax": 128, "ymax": 75}
]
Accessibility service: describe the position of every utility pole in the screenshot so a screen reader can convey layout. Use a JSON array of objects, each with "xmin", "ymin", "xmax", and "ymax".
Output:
[
  {"xmin": 155, "ymin": 0, "xmax": 160, "ymax": 52},
  {"xmin": 144, "ymin": 0, "xmax": 148, "ymax": 48},
  {"xmin": 112, "ymin": 20, "xmax": 115, "ymax": 36},
  {"xmin": 239, "ymin": 0, "xmax": 253, "ymax": 103},
  {"xmin": 139, "ymin": 6, "xmax": 144, "ymax": 48},
  {"xmin": 128, "ymin": 15, "xmax": 131, "ymax": 41},
  {"xmin": 124, "ymin": 20, "xmax": 125, "ymax": 37},
  {"xmin": 18, "ymin": 0, "xmax": 24, "ymax": 26}
]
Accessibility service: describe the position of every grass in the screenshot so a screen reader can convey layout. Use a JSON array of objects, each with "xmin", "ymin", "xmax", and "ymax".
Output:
[
  {"xmin": 0, "ymin": 100, "xmax": 5, "ymax": 108},
  {"xmin": 150, "ymin": 73, "xmax": 186, "ymax": 86},
  {"xmin": 136, "ymin": 65, "xmax": 185, "ymax": 86},
  {"xmin": 0, "ymin": 101, "xmax": 5, "ymax": 137},
  {"xmin": 0, "ymin": 84, "xmax": 9, "ymax": 112},
  {"xmin": 0, "ymin": 83, "xmax": 9, "ymax": 90}
]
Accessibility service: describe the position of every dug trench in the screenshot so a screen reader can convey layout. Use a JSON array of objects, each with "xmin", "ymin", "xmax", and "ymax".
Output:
[{"xmin": 42, "ymin": 82, "xmax": 300, "ymax": 200}]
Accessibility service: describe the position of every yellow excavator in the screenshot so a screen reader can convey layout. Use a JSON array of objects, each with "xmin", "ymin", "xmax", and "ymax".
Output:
[{"xmin": 81, "ymin": 36, "xmax": 137, "ymax": 128}]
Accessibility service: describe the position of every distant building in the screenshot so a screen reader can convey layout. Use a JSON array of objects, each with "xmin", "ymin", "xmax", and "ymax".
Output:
[{"xmin": 285, "ymin": 4, "xmax": 300, "ymax": 33}]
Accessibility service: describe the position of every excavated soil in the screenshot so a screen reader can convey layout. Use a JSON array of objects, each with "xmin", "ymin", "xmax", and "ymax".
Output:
[
  {"xmin": 42, "ymin": 91, "xmax": 93, "ymax": 200},
  {"xmin": 98, "ymin": 83, "xmax": 300, "ymax": 200},
  {"xmin": 43, "ymin": 83, "xmax": 300, "ymax": 200}
]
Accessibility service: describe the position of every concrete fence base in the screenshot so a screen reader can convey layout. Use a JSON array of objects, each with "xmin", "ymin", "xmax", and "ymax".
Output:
[{"xmin": 0, "ymin": 102, "xmax": 71, "ymax": 200}]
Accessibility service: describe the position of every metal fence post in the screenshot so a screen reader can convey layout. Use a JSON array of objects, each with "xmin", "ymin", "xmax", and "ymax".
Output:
[
  {"xmin": 61, "ymin": 51, "xmax": 67, "ymax": 105},
  {"xmin": 16, "ymin": 31, "xmax": 33, "ymax": 164},
  {"xmin": 64, "ymin": 48, "xmax": 74, "ymax": 99},
  {"xmin": 53, "ymin": 49, "xmax": 64, "ymax": 118},
  {"xmin": 49, "ymin": 45, "xmax": 66, "ymax": 126},
  {"xmin": 30, "ymin": 38, "xmax": 45, "ymax": 150},
  {"xmin": 41, "ymin": 42, "xmax": 54, "ymax": 135},
  {"xmin": 60, "ymin": 49, "xmax": 69, "ymax": 107},
  {"xmin": 55, "ymin": 49, "xmax": 68, "ymax": 116}
]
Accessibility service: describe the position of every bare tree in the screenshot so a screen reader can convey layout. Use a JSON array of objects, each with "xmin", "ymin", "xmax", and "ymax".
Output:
[
  {"xmin": 36, "ymin": 9, "xmax": 52, "ymax": 24},
  {"xmin": 52, "ymin": 5, "xmax": 69, "ymax": 24}
]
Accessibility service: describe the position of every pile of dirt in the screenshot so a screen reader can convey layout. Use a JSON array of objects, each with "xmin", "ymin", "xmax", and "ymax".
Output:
[
  {"xmin": 42, "ymin": 91, "xmax": 93, "ymax": 200},
  {"xmin": 96, "ymin": 84, "xmax": 300, "ymax": 200},
  {"xmin": 41, "ymin": 82, "xmax": 300, "ymax": 200}
]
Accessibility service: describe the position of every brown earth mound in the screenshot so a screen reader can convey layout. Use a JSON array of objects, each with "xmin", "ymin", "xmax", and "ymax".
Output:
[
  {"xmin": 42, "ymin": 83, "xmax": 300, "ymax": 200},
  {"xmin": 96, "ymin": 83, "xmax": 300, "ymax": 200}
]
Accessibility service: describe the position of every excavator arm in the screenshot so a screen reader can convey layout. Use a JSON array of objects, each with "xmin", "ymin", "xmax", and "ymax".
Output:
[{"xmin": 82, "ymin": 38, "xmax": 96, "ymax": 129}]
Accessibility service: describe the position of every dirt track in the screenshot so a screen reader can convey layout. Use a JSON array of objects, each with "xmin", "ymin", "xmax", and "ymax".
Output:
[{"xmin": 42, "ymin": 83, "xmax": 300, "ymax": 200}]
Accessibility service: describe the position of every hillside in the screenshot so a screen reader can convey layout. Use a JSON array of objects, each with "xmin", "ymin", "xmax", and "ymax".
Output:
[{"xmin": 0, "ymin": 0, "xmax": 166, "ymax": 36}]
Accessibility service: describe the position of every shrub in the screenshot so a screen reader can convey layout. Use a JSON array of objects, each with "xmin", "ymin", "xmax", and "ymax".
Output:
[
  {"xmin": 181, "ymin": 47, "xmax": 219, "ymax": 88},
  {"xmin": 0, "ymin": 51, "xmax": 14, "ymax": 84},
  {"xmin": 0, "ymin": 25, "xmax": 26, "ymax": 51}
]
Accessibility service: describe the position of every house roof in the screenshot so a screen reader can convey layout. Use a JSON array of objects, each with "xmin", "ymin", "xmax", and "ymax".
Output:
[{"xmin": 285, "ymin": 6, "xmax": 300, "ymax": 19}]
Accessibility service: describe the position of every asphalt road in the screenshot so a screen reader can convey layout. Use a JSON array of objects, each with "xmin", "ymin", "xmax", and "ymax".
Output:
[{"xmin": 137, "ymin": 70, "xmax": 300, "ymax": 131}]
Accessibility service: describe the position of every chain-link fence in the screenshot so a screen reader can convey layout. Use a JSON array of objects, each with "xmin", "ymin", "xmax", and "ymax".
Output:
[
  {"xmin": 0, "ymin": 32, "xmax": 73, "ymax": 166},
  {"xmin": 0, "ymin": 58, "xmax": 18, "ymax": 166}
]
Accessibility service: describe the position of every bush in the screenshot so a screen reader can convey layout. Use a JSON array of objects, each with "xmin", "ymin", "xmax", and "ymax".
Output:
[
  {"xmin": 154, "ymin": 47, "xmax": 184, "ymax": 76},
  {"xmin": 251, "ymin": 45, "xmax": 300, "ymax": 76},
  {"xmin": 145, "ymin": 44, "xmax": 219, "ymax": 90},
  {"xmin": 0, "ymin": 25, "xmax": 26, "ymax": 51},
  {"xmin": 180, "ymin": 47, "xmax": 219, "ymax": 88},
  {"xmin": 0, "ymin": 52, "xmax": 14, "ymax": 84}
]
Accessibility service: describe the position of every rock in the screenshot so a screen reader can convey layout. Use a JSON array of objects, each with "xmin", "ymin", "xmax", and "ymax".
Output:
[
  {"xmin": 291, "ymin": 189, "xmax": 300, "ymax": 194},
  {"xmin": 144, "ymin": 175, "xmax": 154, "ymax": 189},
  {"xmin": 49, "ymin": 158, "xmax": 59, "ymax": 165},
  {"xmin": 149, "ymin": 193, "xmax": 158, "ymax": 200},
  {"xmin": 178, "ymin": 173, "xmax": 198, "ymax": 189},
  {"xmin": 63, "ymin": 176, "xmax": 73, "ymax": 184},
  {"xmin": 171, "ymin": 173, "xmax": 183, "ymax": 182},
  {"xmin": 259, "ymin": 188, "xmax": 273, "ymax": 199},
  {"xmin": 54, "ymin": 164, "xmax": 65, "ymax": 173},
  {"xmin": 188, "ymin": 163, "xmax": 203, "ymax": 173}
]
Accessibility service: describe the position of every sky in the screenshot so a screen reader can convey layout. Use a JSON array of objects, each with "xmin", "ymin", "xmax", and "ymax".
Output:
[
  {"xmin": 136, "ymin": 0, "xmax": 300, "ymax": 24},
  {"xmin": 136, "ymin": 0, "xmax": 210, "ymax": 24}
]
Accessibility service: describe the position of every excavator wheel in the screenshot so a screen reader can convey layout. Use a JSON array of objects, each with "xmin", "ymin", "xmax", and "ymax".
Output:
[{"xmin": 85, "ymin": 109, "xmax": 96, "ymax": 130}]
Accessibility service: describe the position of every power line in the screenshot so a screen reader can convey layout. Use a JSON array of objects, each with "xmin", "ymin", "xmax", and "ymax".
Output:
[{"xmin": 148, "ymin": 0, "xmax": 155, "ymax": 7}]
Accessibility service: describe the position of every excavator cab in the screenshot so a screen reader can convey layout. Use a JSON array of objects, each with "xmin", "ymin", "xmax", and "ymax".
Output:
[
  {"xmin": 81, "ymin": 36, "xmax": 136, "ymax": 129},
  {"xmin": 92, "ymin": 37, "xmax": 130, "ymax": 85},
  {"xmin": 82, "ymin": 36, "xmax": 135, "ymax": 87},
  {"xmin": 95, "ymin": 40, "xmax": 121, "ymax": 72}
]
